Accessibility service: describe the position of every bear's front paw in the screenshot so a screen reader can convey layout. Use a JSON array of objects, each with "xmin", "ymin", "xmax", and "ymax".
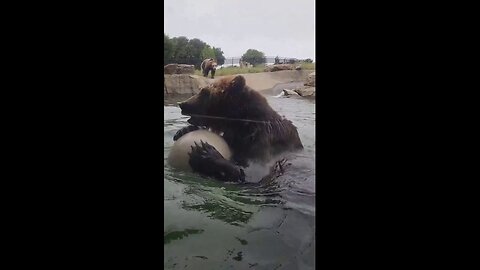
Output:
[
  {"xmin": 173, "ymin": 125, "xmax": 199, "ymax": 141},
  {"xmin": 188, "ymin": 140, "xmax": 224, "ymax": 165},
  {"xmin": 189, "ymin": 140, "xmax": 245, "ymax": 182}
]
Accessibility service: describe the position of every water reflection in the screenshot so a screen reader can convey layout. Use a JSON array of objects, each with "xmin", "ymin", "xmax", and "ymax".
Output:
[
  {"xmin": 174, "ymin": 174, "xmax": 286, "ymax": 226},
  {"xmin": 164, "ymin": 229, "xmax": 204, "ymax": 244}
]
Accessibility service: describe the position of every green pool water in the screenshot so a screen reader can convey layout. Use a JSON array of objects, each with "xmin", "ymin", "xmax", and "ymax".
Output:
[{"xmin": 164, "ymin": 92, "xmax": 316, "ymax": 270}]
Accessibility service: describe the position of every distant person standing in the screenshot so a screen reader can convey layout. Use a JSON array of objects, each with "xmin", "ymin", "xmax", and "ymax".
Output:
[{"xmin": 201, "ymin": 58, "xmax": 218, "ymax": 79}]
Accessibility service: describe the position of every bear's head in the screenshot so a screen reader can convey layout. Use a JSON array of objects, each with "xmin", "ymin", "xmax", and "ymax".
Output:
[
  {"xmin": 208, "ymin": 59, "xmax": 217, "ymax": 70},
  {"xmin": 178, "ymin": 75, "xmax": 271, "ymax": 127}
]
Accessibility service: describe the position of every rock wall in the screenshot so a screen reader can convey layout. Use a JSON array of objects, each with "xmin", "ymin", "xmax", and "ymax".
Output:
[
  {"xmin": 278, "ymin": 71, "xmax": 315, "ymax": 99},
  {"xmin": 164, "ymin": 64, "xmax": 195, "ymax": 75},
  {"xmin": 304, "ymin": 72, "xmax": 315, "ymax": 87},
  {"xmin": 163, "ymin": 70, "xmax": 315, "ymax": 95},
  {"xmin": 164, "ymin": 75, "xmax": 212, "ymax": 95}
]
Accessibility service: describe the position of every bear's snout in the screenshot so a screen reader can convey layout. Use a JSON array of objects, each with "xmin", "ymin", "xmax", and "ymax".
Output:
[{"xmin": 178, "ymin": 101, "xmax": 193, "ymax": 115}]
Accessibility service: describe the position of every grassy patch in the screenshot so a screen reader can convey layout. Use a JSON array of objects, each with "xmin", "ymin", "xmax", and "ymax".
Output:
[
  {"xmin": 194, "ymin": 66, "xmax": 265, "ymax": 76},
  {"xmin": 300, "ymin": 62, "xmax": 315, "ymax": 70}
]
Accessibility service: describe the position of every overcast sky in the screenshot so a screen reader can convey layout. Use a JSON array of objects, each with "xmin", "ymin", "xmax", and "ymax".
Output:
[{"xmin": 164, "ymin": 0, "xmax": 315, "ymax": 60}]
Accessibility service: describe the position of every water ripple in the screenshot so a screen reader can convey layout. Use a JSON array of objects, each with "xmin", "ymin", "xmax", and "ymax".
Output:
[{"xmin": 164, "ymin": 94, "xmax": 315, "ymax": 270}]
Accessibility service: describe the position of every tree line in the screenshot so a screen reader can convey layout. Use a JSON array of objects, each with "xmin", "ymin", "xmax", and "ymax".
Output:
[
  {"xmin": 164, "ymin": 34, "xmax": 226, "ymax": 69},
  {"xmin": 164, "ymin": 34, "xmax": 313, "ymax": 68}
]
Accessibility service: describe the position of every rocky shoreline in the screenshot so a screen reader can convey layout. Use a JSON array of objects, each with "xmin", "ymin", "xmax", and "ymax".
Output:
[
  {"xmin": 164, "ymin": 69, "xmax": 315, "ymax": 97},
  {"xmin": 279, "ymin": 72, "xmax": 315, "ymax": 98}
]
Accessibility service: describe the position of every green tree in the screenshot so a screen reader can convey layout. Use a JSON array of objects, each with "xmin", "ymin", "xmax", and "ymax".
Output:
[
  {"xmin": 171, "ymin": 36, "xmax": 189, "ymax": 63},
  {"xmin": 186, "ymin": 38, "xmax": 207, "ymax": 68},
  {"xmin": 201, "ymin": 46, "xmax": 216, "ymax": 61},
  {"xmin": 241, "ymin": 49, "xmax": 265, "ymax": 66},
  {"xmin": 164, "ymin": 34, "xmax": 174, "ymax": 65},
  {"xmin": 164, "ymin": 35, "xmax": 226, "ymax": 68},
  {"xmin": 213, "ymin": 47, "xmax": 225, "ymax": 65}
]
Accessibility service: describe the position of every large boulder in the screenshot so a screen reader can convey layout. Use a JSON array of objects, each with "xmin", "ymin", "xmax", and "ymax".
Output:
[
  {"xmin": 282, "ymin": 88, "xmax": 300, "ymax": 96},
  {"xmin": 164, "ymin": 74, "xmax": 211, "ymax": 95},
  {"xmin": 294, "ymin": 86, "xmax": 315, "ymax": 97},
  {"xmin": 264, "ymin": 64, "xmax": 295, "ymax": 72},
  {"xmin": 304, "ymin": 72, "xmax": 315, "ymax": 87},
  {"xmin": 164, "ymin": 64, "xmax": 195, "ymax": 75}
]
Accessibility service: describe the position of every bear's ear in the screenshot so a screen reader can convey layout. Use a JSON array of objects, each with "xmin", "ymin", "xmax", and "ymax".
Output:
[{"xmin": 229, "ymin": 75, "xmax": 246, "ymax": 91}]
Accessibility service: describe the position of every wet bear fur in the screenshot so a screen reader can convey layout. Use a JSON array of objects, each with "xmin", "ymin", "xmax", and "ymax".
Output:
[{"xmin": 175, "ymin": 75, "xmax": 303, "ymax": 182}]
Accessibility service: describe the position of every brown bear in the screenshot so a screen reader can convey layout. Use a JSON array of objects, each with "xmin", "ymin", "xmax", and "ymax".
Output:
[
  {"xmin": 201, "ymin": 58, "xmax": 218, "ymax": 79},
  {"xmin": 174, "ymin": 75, "xmax": 304, "ymax": 182}
]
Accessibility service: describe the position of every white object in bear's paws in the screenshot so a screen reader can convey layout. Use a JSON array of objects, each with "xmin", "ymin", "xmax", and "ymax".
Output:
[{"xmin": 168, "ymin": 129, "xmax": 232, "ymax": 171}]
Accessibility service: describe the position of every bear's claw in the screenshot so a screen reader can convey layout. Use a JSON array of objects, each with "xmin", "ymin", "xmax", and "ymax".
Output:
[
  {"xmin": 173, "ymin": 125, "xmax": 200, "ymax": 141},
  {"xmin": 258, "ymin": 158, "xmax": 290, "ymax": 184},
  {"xmin": 188, "ymin": 140, "xmax": 245, "ymax": 182}
]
